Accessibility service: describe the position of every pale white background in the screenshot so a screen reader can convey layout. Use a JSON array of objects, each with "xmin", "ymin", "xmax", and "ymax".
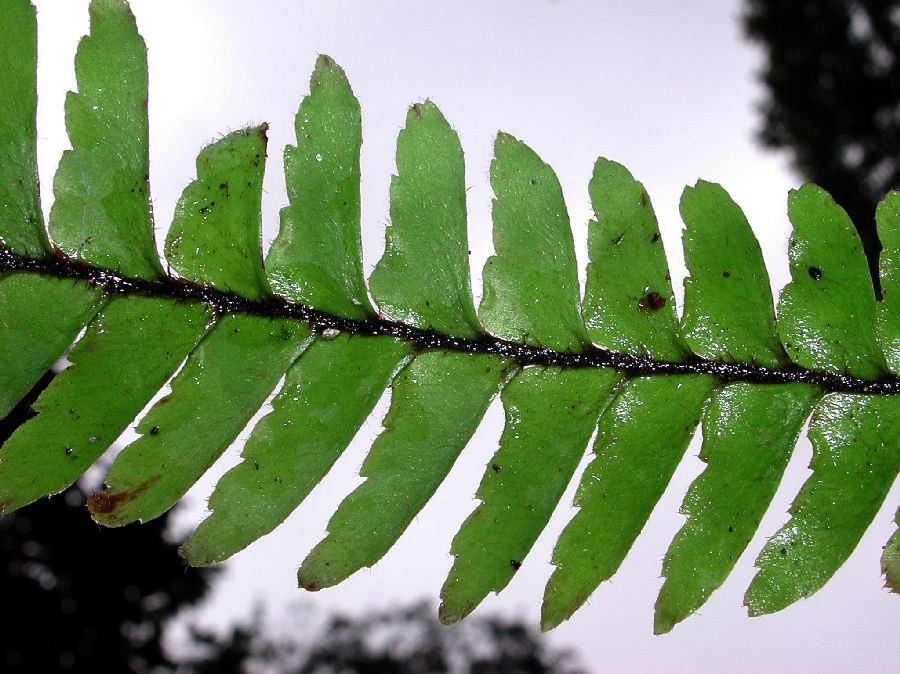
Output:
[{"xmin": 30, "ymin": 1, "xmax": 900, "ymax": 672}]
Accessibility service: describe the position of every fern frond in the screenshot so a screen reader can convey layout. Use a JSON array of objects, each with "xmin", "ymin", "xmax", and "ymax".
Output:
[{"xmin": 1, "ymin": 0, "xmax": 898, "ymax": 634}]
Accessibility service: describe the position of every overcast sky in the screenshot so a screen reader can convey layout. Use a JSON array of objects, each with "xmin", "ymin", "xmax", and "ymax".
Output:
[{"xmin": 30, "ymin": 1, "xmax": 900, "ymax": 672}]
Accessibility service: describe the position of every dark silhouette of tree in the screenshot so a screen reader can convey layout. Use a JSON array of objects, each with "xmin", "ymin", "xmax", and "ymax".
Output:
[
  {"xmin": 744, "ymin": 0, "xmax": 900, "ymax": 288},
  {"xmin": 182, "ymin": 602, "xmax": 586, "ymax": 674},
  {"xmin": 0, "ymin": 376, "xmax": 217, "ymax": 672}
]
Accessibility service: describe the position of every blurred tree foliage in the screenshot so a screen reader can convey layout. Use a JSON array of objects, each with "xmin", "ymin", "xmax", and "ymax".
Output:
[
  {"xmin": 0, "ymin": 374, "xmax": 216, "ymax": 672},
  {"xmin": 744, "ymin": 0, "xmax": 900, "ymax": 288},
  {"xmin": 184, "ymin": 602, "xmax": 586, "ymax": 674}
]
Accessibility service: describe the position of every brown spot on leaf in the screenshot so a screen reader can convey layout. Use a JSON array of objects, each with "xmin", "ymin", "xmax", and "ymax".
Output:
[
  {"xmin": 86, "ymin": 475, "xmax": 160, "ymax": 516},
  {"xmin": 510, "ymin": 559, "xmax": 522, "ymax": 570},
  {"xmin": 639, "ymin": 191, "xmax": 649, "ymax": 207},
  {"xmin": 87, "ymin": 490, "xmax": 130, "ymax": 514},
  {"xmin": 808, "ymin": 266, "xmax": 823, "ymax": 280},
  {"xmin": 638, "ymin": 292, "xmax": 666, "ymax": 312}
]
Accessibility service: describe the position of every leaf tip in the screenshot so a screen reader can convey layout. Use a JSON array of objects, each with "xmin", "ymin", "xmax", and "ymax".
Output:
[
  {"xmin": 406, "ymin": 99, "xmax": 443, "ymax": 124},
  {"xmin": 538, "ymin": 608, "xmax": 563, "ymax": 633},
  {"xmin": 297, "ymin": 570, "xmax": 322, "ymax": 593},
  {"xmin": 651, "ymin": 604, "xmax": 678, "ymax": 636},
  {"xmin": 311, "ymin": 53, "xmax": 350, "ymax": 90},
  {"xmin": 437, "ymin": 600, "xmax": 465, "ymax": 625},
  {"xmin": 87, "ymin": 490, "xmax": 139, "ymax": 528},
  {"xmin": 178, "ymin": 537, "xmax": 214, "ymax": 568}
]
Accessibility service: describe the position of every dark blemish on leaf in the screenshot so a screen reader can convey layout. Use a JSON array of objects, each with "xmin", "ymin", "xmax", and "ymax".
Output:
[
  {"xmin": 87, "ymin": 490, "xmax": 128, "ymax": 514},
  {"xmin": 727, "ymin": 526, "xmax": 734, "ymax": 533},
  {"xmin": 199, "ymin": 206, "xmax": 209, "ymax": 214},
  {"xmin": 510, "ymin": 560, "xmax": 522, "ymax": 570},
  {"xmin": 780, "ymin": 547, "xmax": 787, "ymax": 555},
  {"xmin": 639, "ymin": 192, "xmax": 649, "ymax": 207},
  {"xmin": 149, "ymin": 426, "xmax": 159, "ymax": 435},
  {"xmin": 492, "ymin": 463, "xmax": 501, "ymax": 473},
  {"xmin": 530, "ymin": 179, "xmax": 537, "ymax": 185},
  {"xmin": 411, "ymin": 103, "xmax": 422, "ymax": 119},
  {"xmin": 254, "ymin": 461, "xmax": 259, "ymax": 470},
  {"xmin": 665, "ymin": 273, "xmax": 671, "ymax": 281},
  {"xmin": 86, "ymin": 475, "xmax": 160, "ymax": 515},
  {"xmin": 808, "ymin": 266, "xmax": 823, "ymax": 280},
  {"xmin": 723, "ymin": 271, "xmax": 731, "ymax": 278},
  {"xmin": 611, "ymin": 232, "xmax": 624, "ymax": 246},
  {"xmin": 638, "ymin": 292, "xmax": 666, "ymax": 312},
  {"xmin": 65, "ymin": 447, "xmax": 73, "ymax": 456},
  {"xmin": 651, "ymin": 232, "xmax": 660, "ymax": 243}
]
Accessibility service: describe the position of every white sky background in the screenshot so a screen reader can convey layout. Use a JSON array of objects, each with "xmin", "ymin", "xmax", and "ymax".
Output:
[{"xmin": 30, "ymin": 1, "xmax": 900, "ymax": 672}]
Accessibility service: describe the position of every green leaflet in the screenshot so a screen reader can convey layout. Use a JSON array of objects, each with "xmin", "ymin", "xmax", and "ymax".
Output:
[
  {"xmin": 655, "ymin": 382, "xmax": 818, "ymax": 633},
  {"xmin": 581, "ymin": 158, "xmax": 685, "ymax": 360},
  {"xmin": 265, "ymin": 56, "xmax": 372, "ymax": 318},
  {"xmin": 0, "ymin": 274, "xmax": 103, "ymax": 419},
  {"xmin": 300, "ymin": 351, "xmax": 509, "ymax": 590},
  {"xmin": 0, "ymin": 0, "xmax": 46, "ymax": 256},
  {"xmin": 166, "ymin": 126, "xmax": 270, "ymax": 300},
  {"xmin": 680, "ymin": 181, "xmax": 784, "ymax": 367},
  {"xmin": 441, "ymin": 365, "xmax": 620, "ymax": 623},
  {"xmin": 0, "ymin": 295, "xmax": 211, "ymax": 513},
  {"xmin": 369, "ymin": 101, "xmax": 481, "ymax": 338},
  {"xmin": 778, "ymin": 184, "xmax": 887, "ymax": 379},
  {"xmin": 479, "ymin": 133, "xmax": 588, "ymax": 353},
  {"xmin": 90, "ymin": 314, "xmax": 312, "ymax": 526},
  {"xmin": 49, "ymin": 0, "xmax": 161, "ymax": 280},
  {"xmin": 182, "ymin": 333, "xmax": 411, "ymax": 566},
  {"xmin": 543, "ymin": 163, "xmax": 707, "ymax": 630},
  {"xmin": 746, "ymin": 393, "xmax": 900, "ymax": 614}
]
